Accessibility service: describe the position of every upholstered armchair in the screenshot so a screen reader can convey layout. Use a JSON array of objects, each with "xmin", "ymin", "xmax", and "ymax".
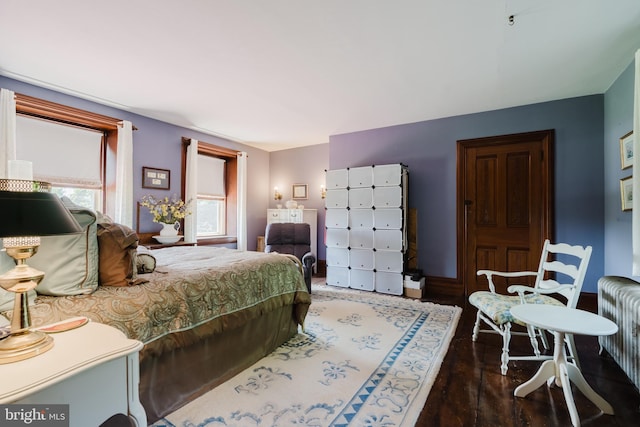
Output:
[{"xmin": 264, "ymin": 222, "xmax": 315, "ymax": 293}]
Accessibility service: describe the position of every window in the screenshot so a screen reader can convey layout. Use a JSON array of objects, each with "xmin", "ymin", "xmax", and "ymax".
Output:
[
  {"xmin": 15, "ymin": 115, "xmax": 104, "ymax": 211},
  {"xmin": 196, "ymin": 155, "xmax": 226, "ymax": 236},
  {"xmin": 14, "ymin": 92, "xmax": 124, "ymax": 218},
  {"xmin": 181, "ymin": 138, "xmax": 239, "ymax": 245}
]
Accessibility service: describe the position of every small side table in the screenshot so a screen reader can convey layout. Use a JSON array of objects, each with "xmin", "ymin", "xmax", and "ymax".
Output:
[
  {"xmin": 510, "ymin": 304, "xmax": 618, "ymax": 427},
  {"xmin": 0, "ymin": 321, "xmax": 145, "ymax": 427}
]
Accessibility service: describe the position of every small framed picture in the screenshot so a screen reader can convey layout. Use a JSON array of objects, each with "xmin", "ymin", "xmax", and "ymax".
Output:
[
  {"xmin": 292, "ymin": 184, "xmax": 308, "ymax": 200},
  {"xmin": 620, "ymin": 131, "xmax": 634, "ymax": 170},
  {"xmin": 620, "ymin": 175, "xmax": 632, "ymax": 211},
  {"xmin": 142, "ymin": 167, "xmax": 170, "ymax": 190}
]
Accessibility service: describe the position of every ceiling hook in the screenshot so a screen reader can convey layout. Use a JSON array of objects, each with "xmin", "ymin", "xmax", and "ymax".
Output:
[{"xmin": 508, "ymin": 15, "xmax": 515, "ymax": 26}]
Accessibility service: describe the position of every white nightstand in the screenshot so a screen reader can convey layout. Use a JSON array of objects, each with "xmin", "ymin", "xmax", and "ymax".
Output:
[{"xmin": 0, "ymin": 320, "xmax": 145, "ymax": 427}]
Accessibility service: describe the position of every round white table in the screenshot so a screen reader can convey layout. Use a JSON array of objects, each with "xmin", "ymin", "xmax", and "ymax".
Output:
[{"xmin": 510, "ymin": 304, "xmax": 618, "ymax": 427}]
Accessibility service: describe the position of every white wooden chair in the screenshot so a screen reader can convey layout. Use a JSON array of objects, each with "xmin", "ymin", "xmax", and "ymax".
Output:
[{"xmin": 468, "ymin": 240, "xmax": 592, "ymax": 375}]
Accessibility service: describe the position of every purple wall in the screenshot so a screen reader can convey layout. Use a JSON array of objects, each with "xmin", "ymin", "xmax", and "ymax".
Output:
[
  {"xmin": 0, "ymin": 76, "xmax": 271, "ymax": 251},
  {"xmin": 329, "ymin": 96, "xmax": 605, "ymax": 293},
  {"xmin": 269, "ymin": 143, "xmax": 329, "ymax": 259},
  {"xmin": 3, "ymin": 74, "xmax": 618, "ymax": 293}
]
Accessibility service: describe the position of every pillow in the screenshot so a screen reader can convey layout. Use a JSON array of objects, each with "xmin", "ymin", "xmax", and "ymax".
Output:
[
  {"xmin": 136, "ymin": 246, "xmax": 156, "ymax": 274},
  {"xmin": 97, "ymin": 216, "xmax": 147, "ymax": 286},
  {"xmin": 29, "ymin": 197, "xmax": 99, "ymax": 296},
  {"xmin": 0, "ymin": 250, "xmax": 37, "ymax": 312}
]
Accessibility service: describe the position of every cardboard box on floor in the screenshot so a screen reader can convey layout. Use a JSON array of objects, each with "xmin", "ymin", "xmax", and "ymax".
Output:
[{"xmin": 403, "ymin": 275, "xmax": 425, "ymax": 299}]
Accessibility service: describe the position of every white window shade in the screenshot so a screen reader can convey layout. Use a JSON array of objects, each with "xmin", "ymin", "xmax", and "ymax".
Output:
[
  {"xmin": 198, "ymin": 154, "xmax": 225, "ymax": 197},
  {"xmin": 15, "ymin": 115, "xmax": 103, "ymax": 188}
]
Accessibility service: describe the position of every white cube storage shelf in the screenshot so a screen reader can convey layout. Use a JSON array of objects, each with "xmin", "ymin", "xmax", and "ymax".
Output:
[
  {"xmin": 350, "ymin": 269, "xmax": 375, "ymax": 291},
  {"xmin": 349, "ymin": 209, "xmax": 373, "ymax": 228},
  {"xmin": 350, "ymin": 248, "xmax": 374, "ymax": 270},
  {"xmin": 325, "ymin": 163, "xmax": 408, "ymax": 295},
  {"xmin": 326, "ymin": 168, "xmax": 349, "ymax": 189},
  {"xmin": 326, "ymin": 266, "xmax": 349, "ymax": 287},
  {"xmin": 348, "ymin": 166, "xmax": 374, "ymax": 188},
  {"xmin": 326, "ymin": 247, "xmax": 349, "ymax": 267},
  {"xmin": 325, "ymin": 188, "xmax": 348, "ymax": 208},
  {"xmin": 326, "ymin": 209, "xmax": 349, "ymax": 228}
]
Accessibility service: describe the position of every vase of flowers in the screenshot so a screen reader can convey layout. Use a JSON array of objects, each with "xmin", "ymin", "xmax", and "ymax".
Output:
[
  {"xmin": 160, "ymin": 221, "xmax": 180, "ymax": 237},
  {"xmin": 140, "ymin": 195, "xmax": 191, "ymax": 236}
]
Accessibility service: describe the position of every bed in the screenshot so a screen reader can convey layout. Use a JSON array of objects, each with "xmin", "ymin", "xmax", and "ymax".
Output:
[{"xmin": 2, "ymin": 245, "xmax": 311, "ymax": 423}]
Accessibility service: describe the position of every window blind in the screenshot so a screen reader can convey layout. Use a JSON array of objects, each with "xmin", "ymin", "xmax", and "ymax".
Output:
[
  {"xmin": 198, "ymin": 154, "xmax": 225, "ymax": 197},
  {"xmin": 15, "ymin": 115, "xmax": 103, "ymax": 188}
]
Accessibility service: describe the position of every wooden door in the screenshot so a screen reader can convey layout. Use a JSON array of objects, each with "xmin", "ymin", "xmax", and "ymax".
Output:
[{"xmin": 458, "ymin": 130, "xmax": 553, "ymax": 296}]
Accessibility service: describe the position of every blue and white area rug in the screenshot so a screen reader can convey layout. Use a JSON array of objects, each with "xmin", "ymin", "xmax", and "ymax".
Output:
[{"xmin": 151, "ymin": 284, "xmax": 461, "ymax": 427}]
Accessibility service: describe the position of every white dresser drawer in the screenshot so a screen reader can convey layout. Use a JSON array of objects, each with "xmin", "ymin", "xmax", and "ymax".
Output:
[
  {"xmin": 267, "ymin": 209, "xmax": 285, "ymax": 223},
  {"xmin": 287, "ymin": 209, "xmax": 303, "ymax": 223}
]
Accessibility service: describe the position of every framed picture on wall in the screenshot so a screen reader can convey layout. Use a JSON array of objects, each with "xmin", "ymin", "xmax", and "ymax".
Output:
[
  {"xmin": 620, "ymin": 131, "xmax": 634, "ymax": 170},
  {"xmin": 292, "ymin": 184, "xmax": 308, "ymax": 200},
  {"xmin": 142, "ymin": 167, "xmax": 170, "ymax": 190},
  {"xmin": 620, "ymin": 175, "xmax": 632, "ymax": 211}
]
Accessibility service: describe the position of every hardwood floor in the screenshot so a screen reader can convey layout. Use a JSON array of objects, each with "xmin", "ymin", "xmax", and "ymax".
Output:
[{"xmin": 415, "ymin": 290, "xmax": 640, "ymax": 427}]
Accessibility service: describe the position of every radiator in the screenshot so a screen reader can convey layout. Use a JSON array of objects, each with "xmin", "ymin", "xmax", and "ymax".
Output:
[{"xmin": 598, "ymin": 276, "xmax": 640, "ymax": 392}]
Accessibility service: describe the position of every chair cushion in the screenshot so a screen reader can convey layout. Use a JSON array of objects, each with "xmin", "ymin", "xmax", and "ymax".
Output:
[{"xmin": 469, "ymin": 291, "xmax": 564, "ymax": 325}]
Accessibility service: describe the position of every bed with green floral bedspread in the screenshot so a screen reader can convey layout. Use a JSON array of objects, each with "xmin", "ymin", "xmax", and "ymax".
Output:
[{"xmin": 24, "ymin": 246, "xmax": 311, "ymax": 422}]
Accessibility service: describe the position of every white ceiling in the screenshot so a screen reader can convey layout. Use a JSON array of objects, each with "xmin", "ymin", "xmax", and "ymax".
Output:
[{"xmin": 1, "ymin": 1, "xmax": 640, "ymax": 151}]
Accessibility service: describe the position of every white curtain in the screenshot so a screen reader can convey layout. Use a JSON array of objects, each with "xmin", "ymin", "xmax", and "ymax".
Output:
[
  {"xmin": 184, "ymin": 139, "xmax": 199, "ymax": 243},
  {"xmin": 115, "ymin": 120, "xmax": 133, "ymax": 227},
  {"xmin": 236, "ymin": 151, "xmax": 248, "ymax": 251},
  {"xmin": 0, "ymin": 88, "xmax": 17, "ymax": 178},
  {"xmin": 633, "ymin": 49, "xmax": 640, "ymax": 275}
]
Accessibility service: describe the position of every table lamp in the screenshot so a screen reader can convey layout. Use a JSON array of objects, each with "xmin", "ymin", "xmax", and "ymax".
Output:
[{"xmin": 0, "ymin": 180, "xmax": 82, "ymax": 363}]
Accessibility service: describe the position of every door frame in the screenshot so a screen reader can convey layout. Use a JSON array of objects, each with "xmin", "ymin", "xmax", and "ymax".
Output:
[{"xmin": 456, "ymin": 130, "xmax": 554, "ymax": 297}]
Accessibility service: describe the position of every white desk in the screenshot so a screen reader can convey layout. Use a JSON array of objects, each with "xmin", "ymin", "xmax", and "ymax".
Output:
[
  {"xmin": 0, "ymin": 321, "xmax": 145, "ymax": 427},
  {"xmin": 510, "ymin": 304, "xmax": 618, "ymax": 427}
]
